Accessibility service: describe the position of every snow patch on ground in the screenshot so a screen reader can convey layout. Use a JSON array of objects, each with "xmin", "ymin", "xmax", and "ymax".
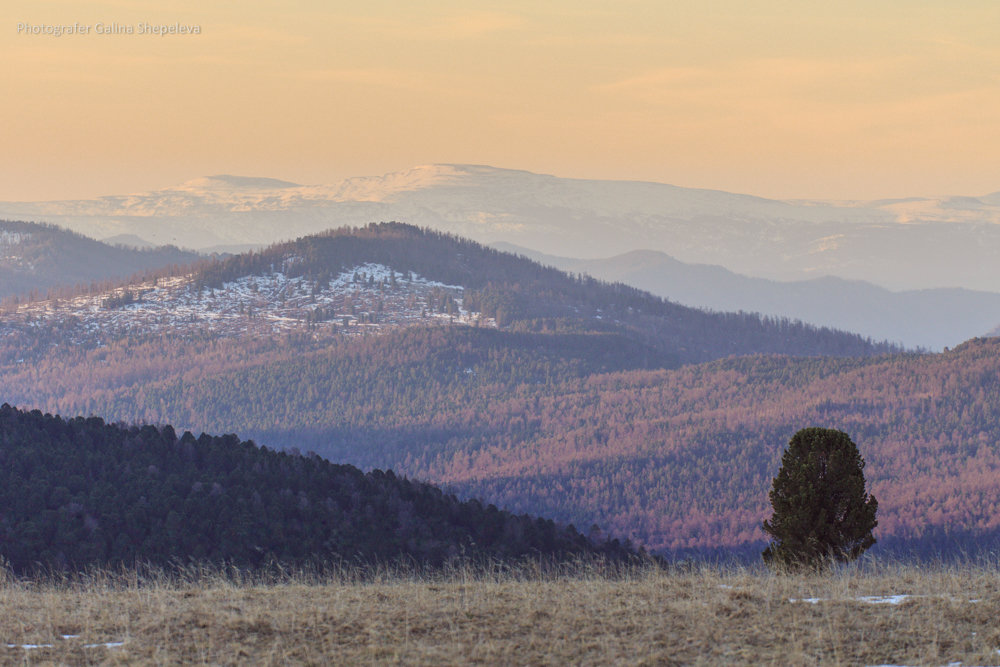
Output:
[
  {"xmin": 5, "ymin": 636, "xmax": 124, "ymax": 650},
  {"xmin": 1, "ymin": 262, "xmax": 495, "ymax": 349},
  {"xmin": 0, "ymin": 230, "xmax": 33, "ymax": 270},
  {"xmin": 791, "ymin": 594, "xmax": 983, "ymax": 606},
  {"xmin": 0, "ymin": 230, "xmax": 28, "ymax": 246},
  {"xmin": 791, "ymin": 594, "xmax": 916, "ymax": 605}
]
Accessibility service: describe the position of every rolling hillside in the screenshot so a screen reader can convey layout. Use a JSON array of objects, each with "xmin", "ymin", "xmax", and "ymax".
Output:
[
  {"xmin": 0, "ymin": 403, "xmax": 637, "ymax": 573},
  {"xmin": 7, "ymin": 324, "xmax": 1000, "ymax": 555},
  {"xmin": 496, "ymin": 244, "xmax": 1000, "ymax": 350},
  {"xmin": 0, "ymin": 219, "xmax": 198, "ymax": 301},
  {"xmin": 0, "ymin": 223, "xmax": 895, "ymax": 365},
  {"xmin": 7, "ymin": 224, "xmax": 997, "ymax": 557}
]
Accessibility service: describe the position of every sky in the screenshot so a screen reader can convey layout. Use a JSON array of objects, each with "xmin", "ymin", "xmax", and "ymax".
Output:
[{"xmin": 3, "ymin": 1, "xmax": 1000, "ymax": 201}]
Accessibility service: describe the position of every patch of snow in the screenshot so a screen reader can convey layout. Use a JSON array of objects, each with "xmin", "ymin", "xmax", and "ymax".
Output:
[
  {"xmin": 0, "ymin": 261, "xmax": 495, "ymax": 351},
  {"xmin": 856, "ymin": 595, "xmax": 913, "ymax": 605},
  {"xmin": 0, "ymin": 230, "xmax": 28, "ymax": 246},
  {"xmin": 790, "ymin": 595, "xmax": 915, "ymax": 605},
  {"xmin": 792, "ymin": 593, "xmax": 987, "ymax": 608}
]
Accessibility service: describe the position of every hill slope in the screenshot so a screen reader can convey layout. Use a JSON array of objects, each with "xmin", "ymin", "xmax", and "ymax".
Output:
[
  {"xmin": 0, "ymin": 403, "xmax": 636, "ymax": 573},
  {"xmin": 0, "ymin": 219, "xmax": 198, "ymax": 301},
  {"xmin": 8, "ymin": 326, "xmax": 1000, "ymax": 555},
  {"xmin": 0, "ymin": 223, "xmax": 896, "ymax": 366},
  {"xmin": 496, "ymin": 244, "xmax": 1000, "ymax": 351}
]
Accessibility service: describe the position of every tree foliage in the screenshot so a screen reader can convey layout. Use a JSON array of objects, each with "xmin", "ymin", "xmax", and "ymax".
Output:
[
  {"xmin": 5, "ymin": 326, "xmax": 1000, "ymax": 555},
  {"xmin": 762, "ymin": 428, "xmax": 878, "ymax": 569},
  {"xmin": 0, "ymin": 403, "xmax": 639, "ymax": 574}
]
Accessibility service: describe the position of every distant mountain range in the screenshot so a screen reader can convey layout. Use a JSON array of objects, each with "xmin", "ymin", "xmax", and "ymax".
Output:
[
  {"xmin": 3, "ymin": 165, "xmax": 1000, "ymax": 290},
  {"xmin": 0, "ymin": 220, "xmax": 198, "ymax": 301},
  {"xmin": 493, "ymin": 244, "xmax": 1000, "ymax": 351}
]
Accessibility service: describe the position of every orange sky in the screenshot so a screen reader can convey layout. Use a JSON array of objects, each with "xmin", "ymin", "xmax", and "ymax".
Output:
[{"xmin": 3, "ymin": 1, "xmax": 1000, "ymax": 201}]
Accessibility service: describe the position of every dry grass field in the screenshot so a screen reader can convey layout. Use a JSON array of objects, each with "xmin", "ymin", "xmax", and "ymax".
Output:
[{"xmin": 1, "ymin": 560, "xmax": 999, "ymax": 666}]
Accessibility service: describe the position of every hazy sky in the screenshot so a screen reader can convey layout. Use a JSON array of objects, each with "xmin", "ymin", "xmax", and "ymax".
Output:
[{"xmin": 4, "ymin": 1, "xmax": 1000, "ymax": 201}]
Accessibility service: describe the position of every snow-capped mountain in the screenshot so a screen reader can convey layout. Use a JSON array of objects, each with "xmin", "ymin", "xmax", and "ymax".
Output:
[{"xmin": 4, "ymin": 165, "xmax": 1000, "ymax": 290}]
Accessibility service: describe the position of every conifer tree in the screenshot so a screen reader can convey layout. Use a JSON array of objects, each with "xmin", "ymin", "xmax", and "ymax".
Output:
[{"xmin": 762, "ymin": 427, "xmax": 878, "ymax": 569}]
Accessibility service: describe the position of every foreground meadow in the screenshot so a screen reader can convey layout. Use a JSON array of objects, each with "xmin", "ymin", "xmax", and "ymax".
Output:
[{"xmin": 1, "ymin": 561, "xmax": 999, "ymax": 665}]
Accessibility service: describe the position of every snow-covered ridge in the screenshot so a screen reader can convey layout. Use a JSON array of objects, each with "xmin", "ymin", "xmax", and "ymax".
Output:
[
  {"xmin": 3, "ymin": 164, "xmax": 1000, "ymax": 290},
  {"xmin": 1, "ymin": 263, "xmax": 494, "ymax": 348},
  {"xmin": 9, "ymin": 163, "xmax": 998, "ymax": 224}
]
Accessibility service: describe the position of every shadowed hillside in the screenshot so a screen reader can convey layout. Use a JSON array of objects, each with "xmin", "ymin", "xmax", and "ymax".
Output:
[
  {"xmin": 0, "ymin": 219, "xmax": 198, "ymax": 301},
  {"xmin": 0, "ymin": 403, "xmax": 637, "ymax": 573}
]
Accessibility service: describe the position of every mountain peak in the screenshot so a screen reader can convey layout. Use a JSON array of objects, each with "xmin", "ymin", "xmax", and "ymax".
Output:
[{"xmin": 178, "ymin": 175, "xmax": 302, "ymax": 191}]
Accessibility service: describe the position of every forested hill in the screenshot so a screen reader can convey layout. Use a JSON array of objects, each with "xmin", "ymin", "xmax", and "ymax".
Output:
[
  {"xmin": 0, "ymin": 220, "xmax": 199, "ymax": 301},
  {"xmin": 193, "ymin": 222, "xmax": 898, "ymax": 364},
  {"xmin": 10, "ymin": 326, "xmax": 1000, "ymax": 556},
  {"xmin": 0, "ymin": 403, "xmax": 637, "ymax": 573}
]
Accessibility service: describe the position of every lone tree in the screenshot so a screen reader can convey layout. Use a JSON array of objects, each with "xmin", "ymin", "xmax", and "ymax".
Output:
[{"xmin": 762, "ymin": 427, "xmax": 878, "ymax": 569}]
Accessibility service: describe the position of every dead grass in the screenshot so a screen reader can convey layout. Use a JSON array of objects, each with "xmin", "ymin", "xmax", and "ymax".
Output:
[{"xmin": 0, "ymin": 559, "xmax": 999, "ymax": 665}]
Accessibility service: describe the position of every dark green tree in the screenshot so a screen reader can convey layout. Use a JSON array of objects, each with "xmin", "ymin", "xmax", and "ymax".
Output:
[{"xmin": 762, "ymin": 428, "xmax": 878, "ymax": 569}]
